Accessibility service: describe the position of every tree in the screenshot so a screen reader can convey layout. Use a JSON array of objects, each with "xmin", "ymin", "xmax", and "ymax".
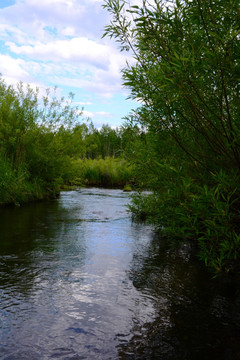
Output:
[
  {"xmin": 103, "ymin": 0, "xmax": 240, "ymax": 272},
  {"xmin": 0, "ymin": 78, "xmax": 82, "ymax": 204},
  {"xmin": 104, "ymin": 0, "xmax": 240, "ymax": 173}
]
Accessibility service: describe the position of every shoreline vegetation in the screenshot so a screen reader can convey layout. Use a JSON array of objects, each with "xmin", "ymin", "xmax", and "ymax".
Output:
[
  {"xmin": 103, "ymin": 0, "xmax": 240, "ymax": 274},
  {"xmin": 64, "ymin": 157, "xmax": 134, "ymax": 190},
  {"xmin": 0, "ymin": 77, "xmax": 137, "ymax": 206},
  {"xmin": 0, "ymin": 156, "xmax": 135, "ymax": 207}
]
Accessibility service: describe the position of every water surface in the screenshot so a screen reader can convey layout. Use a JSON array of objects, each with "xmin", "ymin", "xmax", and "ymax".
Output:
[{"xmin": 0, "ymin": 188, "xmax": 240, "ymax": 359}]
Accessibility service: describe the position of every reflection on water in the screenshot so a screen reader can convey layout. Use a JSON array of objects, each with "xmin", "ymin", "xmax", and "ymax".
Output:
[
  {"xmin": 119, "ymin": 238, "xmax": 240, "ymax": 359},
  {"xmin": 0, "ymin": 188, "xmax": 240, "ymax": 359}
]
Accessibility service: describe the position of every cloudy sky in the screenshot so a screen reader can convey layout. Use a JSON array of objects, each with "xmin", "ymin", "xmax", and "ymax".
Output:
[{"xmin": 0, "ymin": 0, "xmax": 137, "ymax": 128}]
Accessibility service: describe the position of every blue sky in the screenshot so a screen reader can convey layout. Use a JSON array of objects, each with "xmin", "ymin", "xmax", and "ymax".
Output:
[{"xmin": 0, "ymin": 0, "xmax": 137, "ymax": 128}]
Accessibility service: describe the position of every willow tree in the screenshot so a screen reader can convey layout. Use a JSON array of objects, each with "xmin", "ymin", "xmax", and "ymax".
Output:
[
  {"xmin": 104, "ymin": 0, "xmax": 240, "ymax": 171},
  {"xmin": 103, "ymin": 0, "xmax": 240, "ymax": 272}
]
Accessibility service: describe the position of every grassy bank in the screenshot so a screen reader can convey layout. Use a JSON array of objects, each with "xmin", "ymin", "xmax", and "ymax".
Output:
[
  {"xmin": 0, "ymin": 156, "xmax": 134, "ymax": 206},
  {"xmin": 67, "ymin": 157, "xmax": 134, "ymax": 189}
]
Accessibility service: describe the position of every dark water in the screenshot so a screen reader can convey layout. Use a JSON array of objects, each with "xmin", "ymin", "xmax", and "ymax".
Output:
[{"xmin": 0, "ymin": 188, "xmax": 240, "ymax": 360}]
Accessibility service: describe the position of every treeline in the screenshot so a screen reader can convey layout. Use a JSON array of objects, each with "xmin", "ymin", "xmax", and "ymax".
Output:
[
  {"xmin": 0, "ymin": 78, "xmax": 139, "ymax": 206},
  {"xmin": 64, "ymin": 123, "xmax": 140, "ymax": 188},
  {"xmin": 68, "ymin": 122, "xmax": 141, "ymax": 160}
]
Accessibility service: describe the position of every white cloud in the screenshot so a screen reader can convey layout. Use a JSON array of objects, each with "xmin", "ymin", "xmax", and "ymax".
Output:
[
  {"xmin": 81, "ymin": 110, "xmax": 113, "ymax": 121},
  {"xmin": 4, "ymin": 37, "xmax": 130, "ymax": 98},
  {"xmin": 6, "ymin": 37, "xmax": 113, "ymax": 69},
  {"xmin": 82, "ymin": 110, "xmax": 94, "ymax": 118},
  {"xmin": 1, "ymin": 0, "xmax": 107, "ymax": 42},
  {"xmin": 75, "ymin": 101, "xmax": 92, "ymax": 106},
  {"xmin": 61, "ymin": 27, "xmax": 76, "ymax": 37},
  {"xmin": 96, "ymin": 111, "xmax": 112, "ymax": 117},
  {"xmin": 24, "ymin": 0, "xmax": 75, "ymax": 5},
  {"xmin": 0, "ymin": 54, "xmax": 30, "ymax": 82},
  {"xmin": 0, "ymin": 0, "xmax": 137, "ymax": 127}
]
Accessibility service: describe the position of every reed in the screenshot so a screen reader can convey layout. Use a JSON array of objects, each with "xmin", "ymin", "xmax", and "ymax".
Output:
[{"xmin": 69, "ymin": 157, "xmax": 134, "ymax": 188}]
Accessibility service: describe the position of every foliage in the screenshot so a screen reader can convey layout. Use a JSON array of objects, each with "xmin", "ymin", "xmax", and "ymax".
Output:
[
  {"xmin": 0, "ymin": 76, "xmax": 140, "ymax": 205},
  {"xmin": 0, "ymin": 78, "xmax": 82, "ymax": 205},
  {"xmin": 69, "ymin": 156, "xmax": 134, "ymax": 188},
  {"xmin": 130, "ymin": 169, "xmax": 240, "ymax": 272},
  {"xmin": 103, "ymin": 0, "xmax": 240, "ymax": 273}
]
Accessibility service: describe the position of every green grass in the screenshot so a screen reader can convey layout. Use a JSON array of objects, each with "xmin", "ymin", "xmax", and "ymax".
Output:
[{"xmin": 69, "ymin": 157, "xmax": 135, "ymax": 188}]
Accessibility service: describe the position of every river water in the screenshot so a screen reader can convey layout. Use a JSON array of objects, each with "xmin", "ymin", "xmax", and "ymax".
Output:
[{"xmin": 0, "ymin": 188, "xmax": 240, "ymax": 359}]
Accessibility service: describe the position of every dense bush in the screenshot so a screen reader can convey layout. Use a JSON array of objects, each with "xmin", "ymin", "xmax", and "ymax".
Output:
[
  {"xmin": 0, "ymin": 79, "xmax": 81, "ymax": 205},
  {"xmin": 104, "ymin": 0, "xmax": 240, "ymax": 273}
]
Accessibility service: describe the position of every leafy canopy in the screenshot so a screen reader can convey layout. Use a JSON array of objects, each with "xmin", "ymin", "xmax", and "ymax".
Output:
[{"xmin": 103, "ymin": 0, "xmax": 240, "ymax": 173}]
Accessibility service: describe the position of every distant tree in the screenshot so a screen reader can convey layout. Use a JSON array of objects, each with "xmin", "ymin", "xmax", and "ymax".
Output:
[{"xmin": 99, "ymin": 124, "xmax": 121, "ymax": 157}]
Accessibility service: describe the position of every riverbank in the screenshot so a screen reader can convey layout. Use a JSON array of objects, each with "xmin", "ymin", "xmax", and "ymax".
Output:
[
  {"xmin": 67, "ymin": 157, "xmax": 135, "ymax": 189},
  {"xmin": 0, "ymin": 155, "xmax": 134, "ymax": 206}
]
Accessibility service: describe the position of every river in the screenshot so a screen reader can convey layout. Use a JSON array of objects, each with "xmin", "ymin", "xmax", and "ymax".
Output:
[{"xmin": 0, "ymin": 188, "xmax": 240, "ymax": 359}]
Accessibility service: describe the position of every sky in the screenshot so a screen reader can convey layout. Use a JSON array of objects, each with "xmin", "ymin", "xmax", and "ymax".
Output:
[{"xmin": 0, "ymin": 0, "xmax": 137, "ymax": 128}]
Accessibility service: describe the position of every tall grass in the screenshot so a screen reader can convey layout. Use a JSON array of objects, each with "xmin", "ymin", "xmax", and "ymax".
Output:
[
  {"xmin": 68, "ymin": 157, "xmax": 134, "ymax": 188},
  {"xmin": 0, "ymin": 154, "xmax": 47, "ymax": 205}
]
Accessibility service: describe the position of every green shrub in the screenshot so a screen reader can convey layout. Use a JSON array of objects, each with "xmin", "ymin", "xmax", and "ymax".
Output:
[
  {"xmin": 0, "ymin": 78, "xmax": 81, "ymax": 205},
  {"xmin": 130, "ymin": 170, "xmax": 240, "ymax": 273},
  {"xmin": 70, "ymin": 157, "xmax": 134, "ymax": 188}
]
